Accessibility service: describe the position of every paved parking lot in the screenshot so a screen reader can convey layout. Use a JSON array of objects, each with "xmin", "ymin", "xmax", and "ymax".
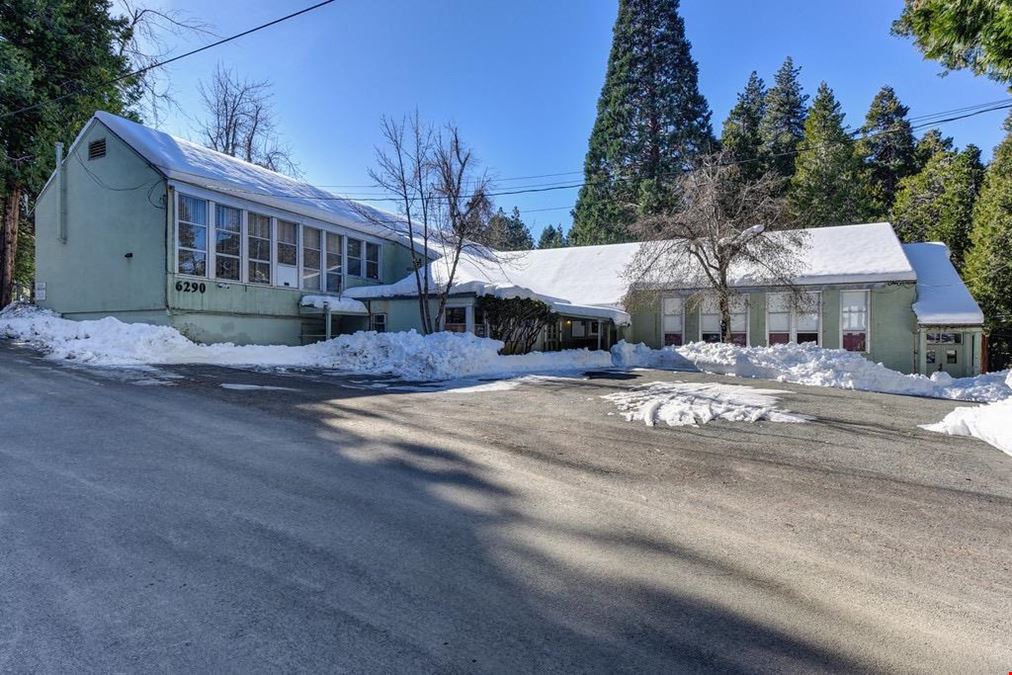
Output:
[{"xmin": 1, "ymin": 340, "xmax": 1010, "ymax": 672}]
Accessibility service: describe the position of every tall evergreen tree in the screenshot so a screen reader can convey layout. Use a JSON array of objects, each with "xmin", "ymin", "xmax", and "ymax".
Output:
[
  {"xmin": 857, "ymin": 86, "xmax": 917, "ymax": 217},
  {"xmin": 482, "ymin": 207, "xmax": 534, "ymax": 251},
  {"xmin": 964, "ymin": 114, "xmax": 1012, "ymax": 369},
  {"xmin": 537, "ymin": 224, "xmax": 568, "ymax": 249},
  {"xmin": 789, "ymin": 83, "xmax": 873, "ymax": 227},
  {"xmin": 0, "ymin": 0, "xmax": 140, "ymax": 306},
  {"xmin": 571, "ymin": 0, "xmax": 714, "ymax": 246},
  {"xmin": 913, "ymin": 129, "xmax": 954, "ymax": 171},
  {"xmin": 891, "ymin": 143, "xmax": 984, "ymax": 269},
  {"xmin": 720, "ymin": 71, "xmax": 767, "ymax": 183},
  {"xmin": 759, "ymin": 56, "xmax": 808, "ymax": 183}
]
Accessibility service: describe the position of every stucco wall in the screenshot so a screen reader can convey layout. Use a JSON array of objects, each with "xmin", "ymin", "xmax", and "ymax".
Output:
[{"xmin": 35, "ymin": 120, "xmax": 168, "ymax": 318}]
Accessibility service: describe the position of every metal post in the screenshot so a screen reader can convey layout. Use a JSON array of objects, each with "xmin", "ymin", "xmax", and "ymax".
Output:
[
  {"xmin": 325, "ymin": 307, "xmax": 332, "ymax": 341},
  {"xmin": 596, "ymin": 320, "xmax": 602, "ymax": 350}
]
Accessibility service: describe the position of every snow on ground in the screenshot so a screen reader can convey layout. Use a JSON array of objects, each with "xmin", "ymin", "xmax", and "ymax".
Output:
[
  {"xmin": 0, "ymin": 304, "xmax": 610, "ymax": 382},
  {"xmin": 613, "ymin": 340, "xmax": 1010, "ymax": 403},
  {"xmin": 220, "ymin": 383, "xmax": 299, "ymax": 392},
  {"xmin": 921, "ymin": 372, "xmax": 1012, "ymax": 457},
  {"xmin": 603, "ymin": 381, "xmax": 809, "ymax": 427}
]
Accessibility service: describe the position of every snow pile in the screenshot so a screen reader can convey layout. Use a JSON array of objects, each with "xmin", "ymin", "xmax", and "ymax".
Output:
[
  {"xmin": 611, "ymin": 340, "xmax": 1010, "ymax": 403},
  {"xmin": 921, "ymin": 372, "xmax": 1012, "ymax": 457},
  {"xmin": 299, "ymin": 295, "xmax": 369, "ymax": 314},
  {"xmin": 610, "ymin": 341, "xmax": 698, "ymax": 371},
  {"xmin": 602, "ymin": 381, "xmax": 808, "ymax": 427},
  {"xmin": 0, "ymin": 304, "xmax": 610, "ymax": 381}
]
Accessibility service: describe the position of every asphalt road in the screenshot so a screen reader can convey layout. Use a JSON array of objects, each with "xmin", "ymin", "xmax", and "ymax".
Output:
[{"xmin": 1, "ymin": 340, "xmax": 1010, "ymax": 673}]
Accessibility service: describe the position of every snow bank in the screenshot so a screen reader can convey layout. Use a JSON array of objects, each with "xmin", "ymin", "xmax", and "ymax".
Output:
[
  {"xmin": 602, "ymin": 381, "xmax": 808, "ymax": 427},
  {"xmin": 0, "ymin": 304, "xmax": 610, "ymax": 381},
  {"xmin": 612, "ymin": 340, "xmax": 1009, "ymax": 403},
  {"xmin": 921, "ymin": 372, "xmax": 1012, "ymax": 457}
]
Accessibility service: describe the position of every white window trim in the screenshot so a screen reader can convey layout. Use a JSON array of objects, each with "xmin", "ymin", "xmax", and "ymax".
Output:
[
  {"xmin": 659, "ymin": 295, "xmax": 686, "ymax": 346},
  {"xmin": 765, "ymin": 291, "xmax": 822, "ymax": 345},
  {"xmin": 839, "ymin": 289, "xmax": 872, "ymax": 352}
]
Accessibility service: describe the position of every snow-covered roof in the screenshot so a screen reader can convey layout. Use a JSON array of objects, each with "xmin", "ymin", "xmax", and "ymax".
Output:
[
  {"xmin": 903, "ymin": 242, "xmax": 984, "ymax": 326},
  {"xmin": 344, "ymin": 223, "xmax": 916, "ymax": 321},
  {"xmin": 84, "ymin": 112, "xmax": 426, "ymax": 251}
]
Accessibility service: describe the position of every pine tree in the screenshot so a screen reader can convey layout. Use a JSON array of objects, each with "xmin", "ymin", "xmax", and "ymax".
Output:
[
  {"xmin": 964, "ymin": 114, "xmax": 1012, "ymax": 368},
  {"xmin": 789, "ymin": 82, "xmax": 873, "ymax": 227},
  {"xmin": 891, "ymin": 143, "xmax": 984, "ymax": 269},
  {"xmin": 913, "ymin": 129, "xmax": 954, "ymax": 171},
  {"xmin": 537, "ymin": 224, "xmax": 568, "ymax": 249},
  {"xmin": 720, "ymin": 72, "xmax": 766, "ymax": 183},
  {"xmin": 857, "ymin": 86, "xmax": 917, "ymax": 217},
  {"xmin": 483, "ymin": 207, "xmax": 534, "ymax": 251},
  {"xmin": 759, "ymin": 56, "xmax": 808, "ymax": 183},
  {"xmin": 570, "ymin": 0, "xmax": 714, "ymax": 246}
]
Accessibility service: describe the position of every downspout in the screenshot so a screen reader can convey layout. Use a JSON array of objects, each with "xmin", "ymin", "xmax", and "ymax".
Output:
[{"xmin": 55, "ymin": 143, "xmax": 67, "ymax": 243}]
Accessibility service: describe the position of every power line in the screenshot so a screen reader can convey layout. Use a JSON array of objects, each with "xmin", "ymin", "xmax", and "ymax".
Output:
[{"xmin": 0, "ymin": 0, "xmax": 337, "ymax": 120}]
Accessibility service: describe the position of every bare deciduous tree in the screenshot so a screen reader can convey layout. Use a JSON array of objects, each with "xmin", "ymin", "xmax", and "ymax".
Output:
[
  {"xmin": 359, "ymin": 114, "xmax": 495, "ymax": 334},
  {"xmin": 625, "ymin": 150, "xmax": 809, "ymax": 343},
  {"xmin": 197, "ymin": 65, "xmax": 298, "ymax": 176},
  {"xmin": 115, "ymin": 0, "xmax": 215, "ymax": 123}
]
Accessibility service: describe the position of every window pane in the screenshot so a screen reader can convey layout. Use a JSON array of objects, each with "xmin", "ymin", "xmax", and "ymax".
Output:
[
  {"xmin": 278, "ymin": 220, "xmax": 298, "ymax": 245},
  {"xmin": 248, "ymin": 213, "xmax": 271, "ymax": 239},
  {"xmin": 796, "ymin": 332, "xmax": 819, "ymax": 345},
  {"xmin": 249, "ymin": 238, "xmax": 271, "ymax": 262},
  {"xmin": 216, "ymin": 256, "xmax": 240, "ymax": 281},
  {"xmin": 768, "ymin": 311, "xmax": 790, "ymax": 332},
  {"xmin": 178, "ymin": 223, "xmax": 206, "ymax": 251},
  {"xmin": 729, "ymin": 333, "xmax": 747, "ymax": 347},
  {"xmin": 701, "ymin": 313, "xmax": 720, "ymax": 333},
  {"xmin": 843, "ymin": 332, "xmax": 866, "ymax": 352},
  {"xmin": 662, "ymin": 297, "xmax": 682, "ymax": 315},
  {"xmin": 766, "ymin": 292, "xmax": 790, "ymax": 313},
  {"xmin": 249, "ymin": 261, "xmax": 271, "ymax": 284},
  {"xmin": 304, "ymin": 248, "xmax": 321, "ymax": 271},
  {"xmin": 366, "ymin": 260, "xmax": 379, "ymax": 280},
  {"xmin": 702, "ymin": 332, "xmax": 721, "ymax": 343},
  {"xmin": 730, "ymin": 312, "xmax": 747, "ymax": 332},
  {"xmin": 303, "ymin": 272, "xmax": 320, "ymax": 290},
  {"xmin": 446, "ymin": 307, "xmax": 466, "ymax": 324},
  {"xmin": 216, "ymin": 204, "xmax": 241, "ymax": 232},
  {"xmin": 216, "ymin": 231, "xmax": 240, "ymax": 257},
  {"xmin": 796, "ymin": 312, "xmax": 819, "ymax": 332},
  {"xmin": 278, "ymin": 243, "xmax": 297, "ymax": 266},
  {"xmin": 326, "ymin": 272, "xmax": 342, "ymax": 293},
  {"xmin": 347, "ymin": 239, "xmax": 362, "ymax": 258},
  {"xmin": 663, "ymin": 333, "xmax": 682, "ymax": 346},
  {"xmin": 179, "ymin": 195, "xmax": 206, "ymax": 225},
  {"xmin": 662, "ymin": 316, "xmax": 682, "ymax": 332},
  {"xmin": 366, "ymin": 242, "xmax": 380, "ymax": 262},
  {"xmin": 769, "ymin": 332, "xmax": 791, "ymax": 345},
  {"xmin": 326, "ymin": 233, "xmax": 342, "ymax": 254},
  {"xmin": 347, "ymin": 258, "xmax": 362, "ymax": 277},
  {"xmin": 178, "ymin": 250, "xmax": 206, "ymax": 276},
  {"xmin": 304, "ymin": 226, "xmax": 321, "ymax": 250}
]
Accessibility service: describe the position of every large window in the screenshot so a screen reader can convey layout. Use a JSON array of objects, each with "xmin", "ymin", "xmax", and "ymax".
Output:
[
  {"xmin": 701, "ymin": 295, "xmax": 748, "ymax": 346},
  {"xmin": 248, "ymin": 213, "xmax": 272, "ymax": 284},
  {"xmin": 326, "ymin": 233, "xmax": 343, "ymax": 292},
  {"xmin": 365, "ymin": 242, "xmax": 380, "ymax": 280},
  {"xmin": 444, "ymin": 306, "xmax": 467, "ymax": 333},
  {"xmin": 662, "ymin": 297, "xmax": 684, "ymax": 346},
  {"xmin": 278, "ymin": 220, "xmax": 298, "ymax": 266},
  {"xmin": 214, "ymin": 204, "xmax": 241, "ymax": 281},
  {"xmin": 177, "ymin": 194, "xmax": 207, "ymax": 276},
  {"xmin": 302, "ymin": 226, "xmax": 322, "ymax": 290},
  {"xmin": 347, "ymin": 238, "xmax": 363, "ymax": 277},
  {"xmin": 840, "ymin": 290, "xmax": 869, "ymax": 352},
  {"xmin": 767, "ymin": 292, "xmax": 821, "ymax": 345}
]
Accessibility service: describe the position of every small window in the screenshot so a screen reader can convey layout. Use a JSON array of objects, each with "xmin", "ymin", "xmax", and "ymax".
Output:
[
  {"xmin": 87, "ymin": 138, "xmax": 106, "ymax": 160},
  {"xmin": 927, "ymin": 332, "xmax": 961, "ymax": 345},
  {"xmin": 841, "ymin": 290, "xmax": 869, "ymax": 352},
  {"xmin": 572, "ymin": 320, "xmax": 586, "ymax": 338},
  {"xmin": 278, "ymin": 220, "xmax": 298, "ymax": 266},
  {"xmin": 370, "ymin": 313, "xmax": 387, "ymax": 333},
  {"xmin": 445, "ymin": 306, "xmax": 467, "ymax": 333},
  {"xmin": 365, "ymin": 242, "xmax": 380, "ymax": 280},
  {"xmin": 303, "ymin": 227, "xmax": 322, "ymax": 290},
  {"xmin": 177, "ymin": 194, "xmax": 207, "ymax": 276},
  {"xmin": 662, "ymin": 297, "xmax": 683, "ymax": 346},
  {"xmin": 347, "ymin": 239, "xmax": 363, "ymax": 277},
  {"xmin": 248, "ymin": 213, "xmax": 272, "ymax": 284},
  {"xmin": 325, "ymin": 232, "xmax": 343, "ymax": 292},
  {"xmin": 946, "ymin": 350, "xmax": 958, "ymax": 365},
  {"xmin": 701, "ymin": 295, "xmax": 747, "ymax": 345},
  {"xmin": 927, "ymin": 350, "xmax": 936, "ymax": 365},
  {"xmin": 474, "ymin": 305, "xmax": 487, "ymax": 338},
  {"xmin": 214, "ymin": 204, "xmax": 241, "ymax": 281}
]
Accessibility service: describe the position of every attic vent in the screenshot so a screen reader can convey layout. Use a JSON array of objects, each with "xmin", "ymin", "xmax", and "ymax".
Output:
[{"xmin": 87, "ymin": 138, "xmax": 106, "ymax": 160}]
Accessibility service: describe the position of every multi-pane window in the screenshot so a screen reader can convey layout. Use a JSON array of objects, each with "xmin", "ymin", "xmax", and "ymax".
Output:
[
  {"xmin": 767, "ymin": 292, "xmax": 820, "ymax": 345},
  {"xmin": 302, "ymin": 226, "xmax": 322, "ymax": 290},
  {"xmin": 347, "ymin": 238, "xmax": 363, "ymax": 277},
  {"xmin": 444, "ymin": 306, "xmax": 467, "ymax": 333},
  {"xmin": 840, "ymin": 290, "xmax": 869, "ymax": 352},
  {"xmin": 365, "ymin": 242, "xmax": 380, "ymax": 280},
  {"xmin": 370, "ymin": 313, "xmax": 387, "ymax": 333},
  {"xmin": 701, "ymin": 295, "xmax": 748, "ymax": 346},
  {"xmin": 662, "ymin": 297, "xmax": 684, "ymax": 346},
  {"xmin": 177, "ymin": 195, "xmax": 208, "ymax": 276},
  {"xmin": 278, "ymin": 220, "xmax": 298, "ymax": 266},
  {"xmin": 326, "ymin": 233, "xmax": 343, "ymax": 292},
  {"xmin": 248, "ymin": 213, "xmax": 272, "ymax": 284},
  {"xmin": 214, "ymin": 204, "xmax": 241, "ymax": 281}
]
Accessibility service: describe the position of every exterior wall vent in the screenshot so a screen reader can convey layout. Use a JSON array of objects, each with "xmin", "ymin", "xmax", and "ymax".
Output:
[{"xmin": 87, "ymin": 138, "xmax": 107, "ymax": 160}]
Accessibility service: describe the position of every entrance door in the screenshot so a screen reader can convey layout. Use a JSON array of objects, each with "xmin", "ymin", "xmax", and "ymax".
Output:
[{"xmin": 925, "ymin": 332, "xmax": 964, "ymax": 377}]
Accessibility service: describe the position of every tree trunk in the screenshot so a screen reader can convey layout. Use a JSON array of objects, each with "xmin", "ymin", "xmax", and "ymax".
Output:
[
  {"xmin": 0, "ymin": 184, "xmax": 23, "ymax": 308},
  {"xmin": 718, "ymin": 288, "xmax": 733, "ymax": 345}
]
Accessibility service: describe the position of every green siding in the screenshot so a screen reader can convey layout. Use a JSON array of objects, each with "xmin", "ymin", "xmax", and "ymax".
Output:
[
  {"xmin": 36, "ymin": 120, "xmax": 168, "ymax": 317},
  {"xmin": 630, "ymin": 295, "xmax": 661, "ymax": 348},
  {"xmin": 869, "ymin": 284, "xmax": 917, "ymax": 373},
  {"xmin": 749, "ymin": 292, "xmax": 766, "ymax": 346},
  {"xmin": 821, "ymin": 290, "xmax": 841, "ymax": 349}
]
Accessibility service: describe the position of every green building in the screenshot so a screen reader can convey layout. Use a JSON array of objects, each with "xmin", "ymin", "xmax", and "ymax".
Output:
[{"xmin": 34, "ymin": 113, "xmax": 985, "ymax": 377}]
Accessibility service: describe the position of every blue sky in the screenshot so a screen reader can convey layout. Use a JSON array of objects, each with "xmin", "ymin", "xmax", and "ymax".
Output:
[{"xmin": 147, "ymin": 0, "xmax": 1011, "ymax": 239}]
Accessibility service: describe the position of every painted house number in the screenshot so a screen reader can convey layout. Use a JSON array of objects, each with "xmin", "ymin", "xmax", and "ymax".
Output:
[{"xmin": 175, "ymin": 281, "xmax": 206, "ymax": 293}]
